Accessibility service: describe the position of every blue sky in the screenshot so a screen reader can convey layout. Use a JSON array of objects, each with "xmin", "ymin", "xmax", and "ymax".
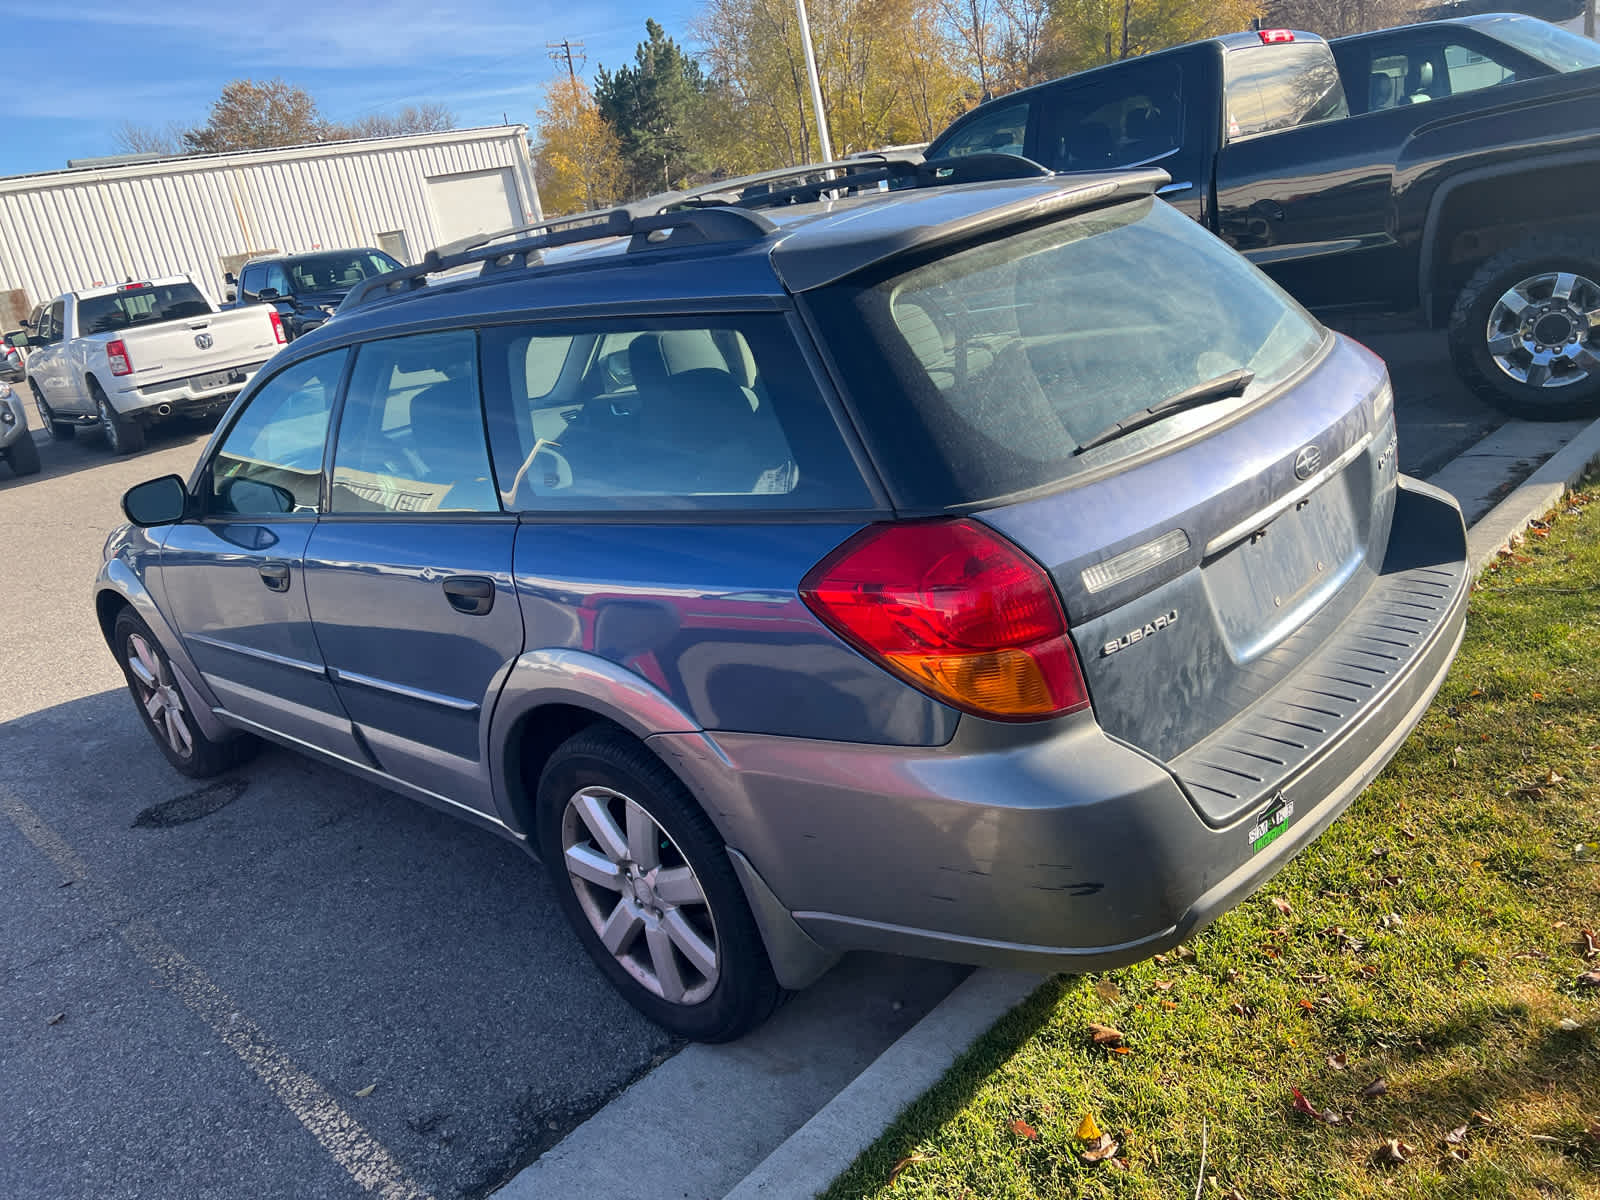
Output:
[{"xmin": 0, "ymin": 2, "xmax": 702, "ymax": 178}]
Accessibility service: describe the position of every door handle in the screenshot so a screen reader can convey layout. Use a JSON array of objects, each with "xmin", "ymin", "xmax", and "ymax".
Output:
[
  {"xmin": 442, "ymin": 575, "xmax": 495, "ymax": 616},
  {"xmin": 258, "ymin": 562, "xmax": 291, "ymax": 592}
]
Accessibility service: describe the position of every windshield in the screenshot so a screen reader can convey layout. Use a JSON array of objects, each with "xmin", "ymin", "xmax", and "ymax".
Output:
[
  {"xmin": 1482, "ymin": 16, "xmax": 1600, "ymax": 73},
  {"xmin": 806, "ymin": 197, "xmax": 1327, "ymax": 507},
  {"xmin": 284, "ymin": 251, "xmax": 399, "ymax": 294},
  {"xmin": 77, "ymin": 283, "xmax": 211, "ymax": 334}
]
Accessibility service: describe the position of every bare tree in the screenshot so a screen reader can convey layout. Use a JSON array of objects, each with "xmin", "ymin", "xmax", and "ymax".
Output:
[
  {"xmin": 1265, "ymin": 0, "xmax": 1427, "ymax": 38},
  {"xmin": 113, "ymin": 121, "xmax": 187, "ymax": 157},
  {"xmin": 332, "ymin": 103, "xmax": 456, "ymax": 140}
]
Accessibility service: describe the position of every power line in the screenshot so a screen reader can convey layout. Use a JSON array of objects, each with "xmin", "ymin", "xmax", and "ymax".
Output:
[{"xmin": 547, "ymin": 39, "xmax": 586, "ymax": 84}]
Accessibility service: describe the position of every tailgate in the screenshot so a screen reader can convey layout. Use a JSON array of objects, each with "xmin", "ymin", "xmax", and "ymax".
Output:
[
  {"xmin": 979, "ymin": 336, "xmax": 1422, "ymax": 823},
  {"xmin": 120, "ymin": 308, "xmax": 280, "ymax": 386}
]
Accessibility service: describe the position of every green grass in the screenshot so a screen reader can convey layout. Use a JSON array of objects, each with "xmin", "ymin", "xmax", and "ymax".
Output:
[{"xmin": 825, "ymin": 488, "xmax": 1600, "ymax": 1200}]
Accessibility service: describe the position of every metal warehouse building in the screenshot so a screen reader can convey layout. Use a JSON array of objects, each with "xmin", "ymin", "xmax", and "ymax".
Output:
[{"xmin": 0, "ymin": 125, "xmax": 541, "ymax": 328}]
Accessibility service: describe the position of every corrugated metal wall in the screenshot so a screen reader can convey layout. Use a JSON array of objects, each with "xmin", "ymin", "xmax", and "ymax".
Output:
[{"xmin": 0, "ymin": 127, "xmax": 540, "ymax": 316}]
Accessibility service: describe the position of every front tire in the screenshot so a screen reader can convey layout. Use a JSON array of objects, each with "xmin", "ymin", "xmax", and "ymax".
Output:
[
  {"xmin": 30, "ymin": 380, "xmax": 75, "ymax": 440},
  {"xmin": 112, "ymin": 608, "xmax": 256, "ymax": 778},
  {"xmin": 1448, "ymin": 234, "xmax": 1600, "ymax": 421},
  {"xmin": 535, "ymin": 727, "xmax": 782, "ymax": 1041},
  {"xmin": 93, "ymin": 383, "xmax": 146, "ymax": 455},
  {"xmin": 6, "ymin": 431, "xmax": 41, "ymax": 476}
]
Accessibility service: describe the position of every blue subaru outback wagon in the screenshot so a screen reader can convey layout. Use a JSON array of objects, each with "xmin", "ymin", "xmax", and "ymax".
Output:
[{"xmin": 98, "ymin": 157, "xmax": 1469, "ymax": 1040}]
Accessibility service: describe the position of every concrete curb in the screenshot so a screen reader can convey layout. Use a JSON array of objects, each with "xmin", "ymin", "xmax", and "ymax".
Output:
[
  {"xmin": 723, "ymin": 970, "xmax": 1044, "ymax": 1200},
  {"xmin": 1461, "ymin": 412, "xmax": 1600, "ymax": 577},
  {"xmin": 719, "ymin": 411, "xmax": 1600, "ymax": 1200}
]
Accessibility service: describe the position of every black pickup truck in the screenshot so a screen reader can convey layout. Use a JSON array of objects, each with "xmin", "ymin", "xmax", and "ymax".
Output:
[{"xmin": 924, "ymin": 15, "xmax": 1600, "ymax": 419}]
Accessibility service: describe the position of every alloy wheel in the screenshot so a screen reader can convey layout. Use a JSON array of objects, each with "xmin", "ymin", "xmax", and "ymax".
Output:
[
  {"xmin": 125, "ymin": 632, "xmax": 193, "ymax": 759},
  {"xmin": 560, "ymin": 785, "xmax": 720, "ymax": 1005},
  {"xmin": 1485, "ymin": 270, "xmax": 1600, "ymax": 389}
]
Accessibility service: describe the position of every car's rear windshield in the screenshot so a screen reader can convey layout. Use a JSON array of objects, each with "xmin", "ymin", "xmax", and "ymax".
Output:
[
  {"xmin": 805, "ymin": 196, "xmax": 1326, "ymax": 508},
  {"xmin": 78, "ymin": 283, "xmax": 211, "ymax": 335},
  {"xmin": 1482, "ymin": 16, "xmax": 1600, "ymax": 73}
]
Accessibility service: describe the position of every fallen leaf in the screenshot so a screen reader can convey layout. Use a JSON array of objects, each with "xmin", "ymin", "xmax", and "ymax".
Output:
[
  {"xmin": 1472, "ymin": 1111, "xmax": 1496, "ymax": 1127},
  {"xmin": 1470, "ymin": 689, "xmax": 1483, "ymax": 698},
  {"xmin": 1094, "ymin": 978, "xmax": 1122, "ymax": 1003},
  {"xmin": 1559, "ymin": 1018, "xmax": 1582, "ymax": 1032},
  {"xmin": 1380, "ymin": 874, "xmax": 1404, "ymax": 887},
  {"xmin": 1087, "ymin": 1022, "xmax": 1124, "ymax": 1045},
  {"xmin": 1298, "ymin": 998, "xmax": 1316, "ymax": 1011},
  {"xmin": 1380, "ymin": 913, "xmax": 1404, "ymax": 931},
  {"xmin": 1009, "ymin": 1117, "xmax": 1038, "ymax": 1141},
  {"xmin": 888, "ymin": 1152, "xmax": 934, "ymax": 1183},
  {"xmin": 1110, "ymin": 1045, "xmax": 1132, "ymax": 1055},
  {"xmin": 1577, "ymin": 971, "xmax": 1600, "ymax": 989},
  {"xmin": 1270, "ymin": 896, "xmax": 1293, "ymax": 916},
  {"xmin": 1547, "ymin": 770, "xmax": 1565, "ymax": 785},
  {"xmin": 1444, "ymin": 1124, "xmax": 1469, "ymax": 1146},
  {"xmin": 1161, "ymin": 999, "xmax": 1179, "ymax": 1010},
  {"xmin": 1445, "ymin": 1146, "xmax": 1470, "ymax": 1165},
  {"xmin": 1586, "ymin": 1118, "xmax": 1600, "ymax": 1141},
  {"xmin": 1327, "ymin": 1053, "xmax": 1349, "ymax": 1071},
  {"xmin": 1292, "ymin": 1087, "xmax": 1321, "ymax": 1119},
  {"xmin": 1581, "ymin": 930, "xmax": 1598, "ymax": 960},
  {"xmin": 1076, "ymin": 1112, "xmax": 1103, "ymax": 1142},
  {"xmin": 45, "ymin": 1012, "xmax": 64, "ymax": 1026},
  {"xmin": 1153, "ymin": 979, "xmax": 1174, "ymax": 992},
  {"xmin": 1225, "ymin": 967, "xmax": 1242, "ymax": 982},
  {"xmin": 1174, "ymin": 944, "xmax": 1196, "ymax": 961},
  {"xmin": 354, "ymin": 1083, "xmax": 376, "ymax": 1098},
  {"xmin": 1218, "ymin": 1189, "xmax": 1247, "ymax": 1200},
  {"xmin": 1080, "ymin": 1133, "xmax": 1120, "ymax": 1163},
  {"xmin": 1231, "ymin": 1001, "xmax": 1255, "ymax": 1018},
  {"xmin": 1363, "ymin": 1078, "xmax": 1388, "ymax": 1099},
  {"xmin": 1376, "ymin": 1138, "xmax": 1415, "ymax": 1166}
]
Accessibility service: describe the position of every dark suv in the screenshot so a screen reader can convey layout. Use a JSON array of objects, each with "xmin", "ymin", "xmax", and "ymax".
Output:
[
  {"xmin": 225, "ymin": 248, "xmax": 402, "ymax": 341},
  {"xmin": 99, "ymin": 158, "xmax": 1469, "ymax": 1040}
]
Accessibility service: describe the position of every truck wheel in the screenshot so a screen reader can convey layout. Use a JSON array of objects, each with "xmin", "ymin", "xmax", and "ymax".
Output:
[
  {"xmin": 30, "ymin": 381, "xmax": 75, "ymax": 440},
  {"xmin": 535, "ymin": 726, "xmax": 782, "ymax": 1042},
  {"xmin": 6, "ymin": 431, "xmax": 41, "ymax": 476},
  {"xmin": 1448, "ymin": 234, "xmax": 1600, "ymax": 421},
  {"xmin": 93, "ymin": 383, "xmax": 145, "ymax": 455}
]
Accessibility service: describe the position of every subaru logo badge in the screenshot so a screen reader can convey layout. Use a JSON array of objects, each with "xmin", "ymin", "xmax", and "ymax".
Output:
[
  {"xmin": 1293, "ymin": 444, "xmax": 1322, "ymax": 480},
  {"xmin": 194, "ymin": 332, "xmax": 213, "ymax": 350}
]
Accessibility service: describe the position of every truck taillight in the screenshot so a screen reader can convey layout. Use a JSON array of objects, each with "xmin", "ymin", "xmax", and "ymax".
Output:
[
  {"xmin": 269, "ymin": 310, "xmax": 287, "ymax": 344},
  {"xmin": 1258, "ymin": 28, "xmax": 1295, "ymax": 43},
  {"xmin": 107, "ymin": 339, "xmax": 133, "ymax": 376},
  {"xmin": 800, "ymin": 519, "xmax": 1090, "ymax": 722}
]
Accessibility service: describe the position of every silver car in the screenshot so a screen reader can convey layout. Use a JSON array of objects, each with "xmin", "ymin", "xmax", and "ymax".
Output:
[{"xmin": 96, "ymin": 161, "xmax": 1469, "ymax": 1040}]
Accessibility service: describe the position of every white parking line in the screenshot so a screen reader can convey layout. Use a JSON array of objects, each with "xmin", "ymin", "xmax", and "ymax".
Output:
[{"xmin": 1, "ymin": 785, "xmax": 435, "ymax": 1200}]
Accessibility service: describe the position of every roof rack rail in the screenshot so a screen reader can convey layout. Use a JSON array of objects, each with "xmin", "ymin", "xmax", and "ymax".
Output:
[{"xmin": 339, "ymin": 203, "xmax": 777, "ymax": 315}]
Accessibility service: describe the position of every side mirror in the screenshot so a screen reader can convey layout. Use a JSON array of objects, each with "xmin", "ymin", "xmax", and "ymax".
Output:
[
  {"xmin": 122, "ymin": 474, "xmax": 190, "ymax": 527},
  {"xmin": 224, "ymin": 271, "xmax": 237, "ymax": 286},
  {"xmin": 4, "ymin": 330, "xmax": 26, "ymax": 347},
  {"xmin": 257, "ymin": 287, "xmax": 280, "ymax": 301}
]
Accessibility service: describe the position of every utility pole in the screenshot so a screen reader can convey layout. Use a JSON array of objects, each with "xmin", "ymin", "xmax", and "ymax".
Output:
[
  {"xmin": 1587, "ymin": 0, "xmax": 1595, "ymax": 41},
  {"xmin": 546, "ymin": 39, "xmax": 585, "ymax": 84},
  {"xmin": 794, "ymin": 0, "xmax": 834, "ymax": 163}
]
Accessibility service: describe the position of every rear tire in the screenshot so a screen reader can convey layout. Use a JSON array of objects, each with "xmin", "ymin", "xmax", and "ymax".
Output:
[
  {"xmin": 112, "ymin": 608, "xmax": 256, "ymax": 778},
  {"xmin": 1447, "ymin": 234, "xmax": 1600, "ymax": 421},
  {"xmin": 30, "ymin": 380, "xmax": 75, "ymax": 440},
  {"xmin": 535, "ymin": 726, "xmax": 782, "ymax": 1042},
  {"xmin": 6, "ymin": 431, "xmax": 41, "ymax": 476},
  {"xmin": 93, "ymin": 382, "xmax": 145, "ymax": 454}
]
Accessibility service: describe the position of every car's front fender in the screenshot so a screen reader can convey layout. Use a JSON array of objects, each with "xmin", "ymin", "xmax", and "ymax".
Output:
[{"xmin": 95, "ymin": 548, "xmax": 232, "ymax": 743}]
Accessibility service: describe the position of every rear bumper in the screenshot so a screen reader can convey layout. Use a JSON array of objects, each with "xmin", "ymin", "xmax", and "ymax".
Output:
[
  {"xmin": 113, "ymin": 360, "xmax": 268, "ymax": 416},
  {"xmin": 649, "ymin": 475, "xmax": 1468, "ymax": 974}
]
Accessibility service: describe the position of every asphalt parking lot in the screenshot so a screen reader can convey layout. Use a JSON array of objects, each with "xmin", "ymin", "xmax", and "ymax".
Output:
[{"xmin": 0, "ymin": 330, "xmax": 1507, "ymax": 1200}]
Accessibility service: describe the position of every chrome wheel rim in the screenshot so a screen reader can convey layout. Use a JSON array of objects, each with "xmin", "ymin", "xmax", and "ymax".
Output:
[
  {"xmin": 1486, "ymin": 270, "xmax": 1600, "ymax": 389},
  {"xmin": 125, "ymin": 632, "xmax": 192, "ymax": 759},
  {"xmin": 560, "ymin": 786, "xmax": 719, "ymax": 1005},
  {"xmin": 98, "ymin": 398, "xmax": 119, "ymax": 450}
]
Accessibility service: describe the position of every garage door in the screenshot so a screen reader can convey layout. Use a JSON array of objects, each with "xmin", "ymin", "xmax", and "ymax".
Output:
[{"xmin": 427, "ymin": 168, "xmax": 520, "ymax": 247}]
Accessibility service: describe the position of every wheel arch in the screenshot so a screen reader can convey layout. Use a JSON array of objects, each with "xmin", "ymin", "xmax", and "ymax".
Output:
[{"xmin": 1419, "ymin": 151, "xmax": 1600, "ymax": 327}]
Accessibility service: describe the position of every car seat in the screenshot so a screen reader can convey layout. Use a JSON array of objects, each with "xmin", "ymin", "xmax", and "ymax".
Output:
[{"xmin": 1408, "ymin": 61, "xmax": 1435, "ymax": 102}]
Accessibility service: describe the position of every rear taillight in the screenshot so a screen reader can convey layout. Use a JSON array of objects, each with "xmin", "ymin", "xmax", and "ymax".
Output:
[
  {"xmin": 107, "ymin": 339, "xmax": 132, "ymax": 376},
  {"xmin": 1258, "ymin": 28, "xmax": 1295, "ymax": 42},
  {"xmin": 269, "ymin": 310, "xmax": 287, "ymax": 344},
  {"xmin": 800, "ymin": 519, "xmax": 1090, "ymax": 721}
]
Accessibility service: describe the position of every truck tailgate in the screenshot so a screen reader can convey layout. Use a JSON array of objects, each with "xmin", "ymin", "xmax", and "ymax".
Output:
[{"xmin": 119, "ymin": 308, "xmax": 280, "ymax": 387}]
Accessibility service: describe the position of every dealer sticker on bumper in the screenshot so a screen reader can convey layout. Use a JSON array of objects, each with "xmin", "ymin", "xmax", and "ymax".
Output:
[{"xmin": 1248, "ymin": 791, "xmax": 1296, "ymax": 854}]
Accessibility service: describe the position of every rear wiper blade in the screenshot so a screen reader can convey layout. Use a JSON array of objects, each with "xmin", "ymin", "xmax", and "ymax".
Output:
[{"xmin": 1074, "ymin": 368, "xmax": 1256, "ymax": 455}]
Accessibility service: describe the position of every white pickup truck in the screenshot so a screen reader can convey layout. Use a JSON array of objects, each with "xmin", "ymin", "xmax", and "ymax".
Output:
[{"xmin": 18, "ymin": 276, "xmax": 285, "ymax": 454}]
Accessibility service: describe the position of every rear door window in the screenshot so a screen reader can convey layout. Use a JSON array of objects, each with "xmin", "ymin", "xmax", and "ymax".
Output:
[
  {"xmin": 805, "ymin": 197, "xmax": 1327, "ymax": 508},
  {"xmin": 210, "ymin": 350, "xmax": 347, "ymax": 515},
  {"xmin": 1035, "ymin": 58, "xmax": 1187, "ymax": 172},
  {"xmin": 1225, "ymin": 42, "xmax": 1348, "ymax": 137},
  {"xmin": 478, "ymin": 316, "xmax": 872, "ymax": 511}
]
